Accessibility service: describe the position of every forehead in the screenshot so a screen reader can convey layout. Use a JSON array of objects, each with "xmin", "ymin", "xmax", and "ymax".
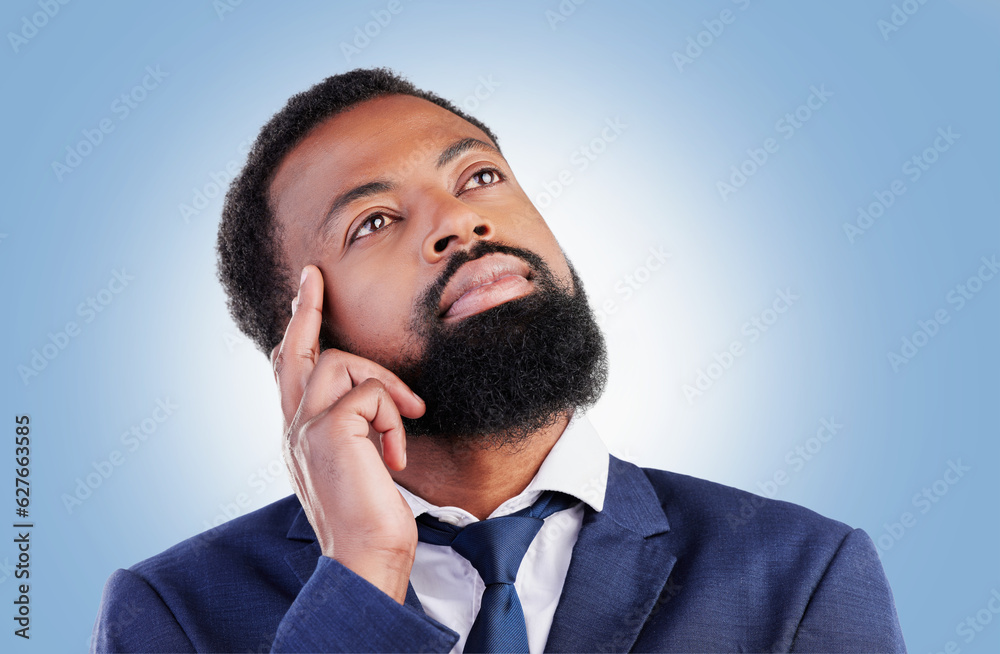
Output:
[{"xmin": 269, "ymin": 94, "xmax": 493, "ymax": 229}]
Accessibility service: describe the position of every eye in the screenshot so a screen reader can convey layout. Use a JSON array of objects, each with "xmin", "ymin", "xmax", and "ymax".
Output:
[
  {"xmin": 460, "ymin": 167, "xmax": 504, "ymax": 193},
  {"xmin": 351, "ymin": 212, "xmax": 396, "ymax": 242}
]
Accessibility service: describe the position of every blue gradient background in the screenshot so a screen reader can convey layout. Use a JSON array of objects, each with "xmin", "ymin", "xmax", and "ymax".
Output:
[{"xmin": 2, "ymin": 1, "xmax": 998, "ymax": 651}]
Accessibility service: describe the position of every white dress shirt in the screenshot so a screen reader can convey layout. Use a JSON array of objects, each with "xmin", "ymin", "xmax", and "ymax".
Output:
[{"xmin": 395, "ymin": 413, "xmax": 610, "ymax": 654}]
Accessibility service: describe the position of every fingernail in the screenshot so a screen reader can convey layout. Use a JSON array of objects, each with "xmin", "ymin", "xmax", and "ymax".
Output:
[
  {"xmin": 299, "ymin": 267, "xmax": 308, "ymax": 288},
  {"xmin": 291, "ymin": 296, "xmax": 298, "ymax": 316}
]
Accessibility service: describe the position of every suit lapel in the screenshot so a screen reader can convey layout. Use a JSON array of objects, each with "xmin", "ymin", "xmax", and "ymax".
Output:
[
  {"xmin": 283, "ymin": 506, "xmax": 425, "ymax": 612},
  {"xmin": 278, "ymin": 454, "xmax": 676, "ymax": 648},
  {"xmin": 545, "ymin": 456, "xmax": 677, "ymax": 653}
]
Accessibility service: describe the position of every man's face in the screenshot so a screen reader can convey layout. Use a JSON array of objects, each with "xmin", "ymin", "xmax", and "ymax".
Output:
[
  {"xmin": 269, "ymin": 94, "xmax": 574, "ymax": 366},
  {"xmin": 268, "ymin": 94, "xmax": 606, "ymax": 444}
]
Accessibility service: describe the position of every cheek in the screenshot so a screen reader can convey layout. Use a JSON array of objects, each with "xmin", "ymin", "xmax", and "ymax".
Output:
[
  {"xmin": 512, "ymin": 223, "xmax": 573, "ymax": 288},
  {"xmin": 323, "ymin": 276, "xmax": 418, "ymax": 359},
  {"xmin": 500, "ymin": 203, "xmax": 572, "ymax": 283}
]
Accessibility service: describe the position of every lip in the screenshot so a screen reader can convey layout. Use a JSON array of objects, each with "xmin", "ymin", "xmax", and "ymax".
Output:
[{"xmin": 438, "ymin": 253, "xmax": 533, "ymax": 321}]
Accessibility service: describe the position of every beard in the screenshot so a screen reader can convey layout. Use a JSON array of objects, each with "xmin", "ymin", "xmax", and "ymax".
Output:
[{"xmin": 323, "ymin": 241, "xmax": 609, "ymax": 450}]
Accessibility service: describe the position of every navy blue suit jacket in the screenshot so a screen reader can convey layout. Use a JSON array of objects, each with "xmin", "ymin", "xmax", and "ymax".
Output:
[{"xmin": 92, "ymin": 457, "xmax": 906, "ymax": 652}]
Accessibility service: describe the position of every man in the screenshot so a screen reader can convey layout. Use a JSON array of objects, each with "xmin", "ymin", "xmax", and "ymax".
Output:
[{"xmin": 92, "ymin": 68, "xmax": 906, "ymax": 653}]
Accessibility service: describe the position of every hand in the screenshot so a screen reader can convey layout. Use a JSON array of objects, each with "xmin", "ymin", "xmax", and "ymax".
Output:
[{"xmin": 270, "ymin": 265, "xmax": 426, "ymax": 603}]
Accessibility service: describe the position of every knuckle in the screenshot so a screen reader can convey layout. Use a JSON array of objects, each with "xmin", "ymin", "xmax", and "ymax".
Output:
[
  {"xmin": 293, "ymin": 419, "xmax": 321, "ymax": 454},
  {"xmin": 273, "ymin": 346, "xmax": 318, "ymax": 381},
  {"xmin": 316, "ymin": 346, "xmax": 341, "ymax": 362},
  {"xmin": 295, "ymin": 344, "xmax": 319, "ymax": 362},
  {"xmin": 284, "ymin": 422, "xmax": 302, "ymax": 450}
]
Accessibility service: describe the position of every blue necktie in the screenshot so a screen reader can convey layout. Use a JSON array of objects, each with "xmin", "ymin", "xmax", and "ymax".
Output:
[{"xmin": 415, "ymin": 491, "xmax": 578, "ymax": 654}]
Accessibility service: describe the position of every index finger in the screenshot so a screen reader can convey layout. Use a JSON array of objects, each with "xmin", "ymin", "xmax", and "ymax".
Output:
[
  {"xmin": 299, "ymin": 349, "xmax": 427, "ymax": 423},
  {"xmin": 272, "ymin": 265, "xmax": 324, "ymax": 425}
]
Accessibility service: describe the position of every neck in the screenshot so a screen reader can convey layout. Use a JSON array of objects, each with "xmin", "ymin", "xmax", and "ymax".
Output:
[{"xmin": 389, "ymin": 412, "xmax": 572, "ymax": 520}]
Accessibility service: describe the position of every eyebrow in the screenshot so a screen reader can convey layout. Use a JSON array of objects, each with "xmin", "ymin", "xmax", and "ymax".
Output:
[
  {"xmin": 319, "ymin": 180, "xmax": 395, "ymax": 239},
  {"xmin": 436, "ymin": 137, "xmax": 500, "ymax": 168}
]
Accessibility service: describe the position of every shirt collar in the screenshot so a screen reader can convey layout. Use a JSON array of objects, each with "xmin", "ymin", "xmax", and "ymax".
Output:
[{"xmin": 395, "ymin": 412, "xmax": 609, "ymax": 527}]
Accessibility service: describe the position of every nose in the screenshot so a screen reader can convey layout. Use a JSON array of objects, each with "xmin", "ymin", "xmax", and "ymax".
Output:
[{"xmin": 420, "ymin": 191, "xmax": 493, "ymax": 263}]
